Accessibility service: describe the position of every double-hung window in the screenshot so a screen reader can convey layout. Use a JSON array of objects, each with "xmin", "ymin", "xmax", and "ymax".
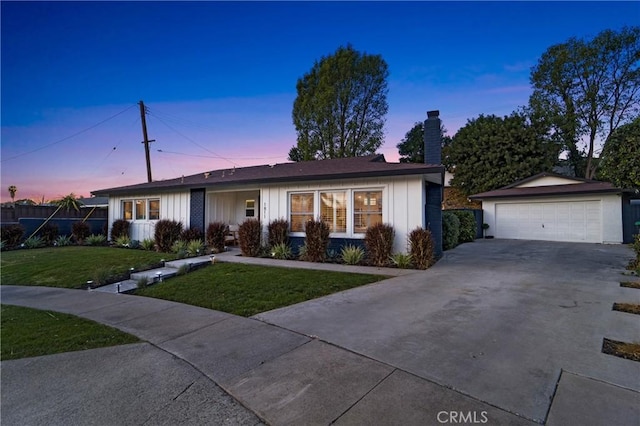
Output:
[
  {"xmin": 148, "ymin": 199, "xmax": 160, "ymax": 220},
  {"xmin": 353, "ymin": 190, "xmax": 382, "ymax": 234},
  {"xmin": 320, "ymin": 192, "xmax": 347, "ymax": 233},
  {"xmin": 290, "ymin": 193, "xmax": 314, "ymax": 232},
  {"xmin": 123, "ymin": 201, "xmax": 133, "ymax": 220},
  {"xmin": 135, "ymin": 200, "xmax": 146, "ymax": 220}
]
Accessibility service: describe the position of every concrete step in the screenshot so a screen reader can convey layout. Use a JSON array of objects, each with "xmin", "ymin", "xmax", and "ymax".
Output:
[
  {"xmin": 130, "ymin": 267, "xmax": 177, "ymax": 282},
  {"xmin": 92, "ymin": 279, "xmax": 138, "ymax": 294},
  {"xmin": 165, "ymin": 257, "xmax": 212, "ymax": 270}
]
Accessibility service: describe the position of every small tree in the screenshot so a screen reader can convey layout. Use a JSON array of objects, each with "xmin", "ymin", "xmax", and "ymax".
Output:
[
  {"xmin": 55, "ymin": 193, "xmax": 81, "ymax": 212},
  {"xmin": 7, "ymin": 185, "xmax": 17, "ymax": 205}
]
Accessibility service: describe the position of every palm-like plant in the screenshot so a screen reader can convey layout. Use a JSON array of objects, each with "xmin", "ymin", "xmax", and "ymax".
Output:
[
  {"xmin": 8, "ymin": 185, "xmax": 17, "ymax": 204},
  {"xmin": 55, "ymin": 193, "xmax": 81, "ymax": 212}
]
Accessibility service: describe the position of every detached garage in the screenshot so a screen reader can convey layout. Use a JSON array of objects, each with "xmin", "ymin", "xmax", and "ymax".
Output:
[{"xmin": 470, "ymin": 173, "xmax": 637, "ymax": 244}]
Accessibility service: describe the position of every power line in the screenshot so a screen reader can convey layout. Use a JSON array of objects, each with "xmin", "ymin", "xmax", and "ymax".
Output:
[
  {"xmin": 1, "ymin": 103, "xmax": 138, "ymax": 162},
  {"xmin": 147, "ymin": 109, "xmax": 240, "ymax": 167},
  {"xmin": 156, "ymin": 149, "xmax": 284, "ymax": 161}
]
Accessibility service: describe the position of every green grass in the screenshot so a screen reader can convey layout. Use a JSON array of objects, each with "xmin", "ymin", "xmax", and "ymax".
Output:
[
  {"xmin": 1, "ymin": 304, "xmax": 139, "ymax": 360},
  {"xmin": 1, "ymin": 246, "xmax": 173, "ymax": 288},
  {"xmin": 135, "ymin": 262, "xmax": 387, "ymax": 317}
]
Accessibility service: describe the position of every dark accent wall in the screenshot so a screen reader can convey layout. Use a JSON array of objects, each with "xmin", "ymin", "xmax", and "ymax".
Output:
[
  {"xmin": 622, "ymin": 196, "xmax": 640, "ymax": 243},
  {"xmin": 289, "ymin": 236, "xmax": 366, "ymax": 258},
  {"xmin": 189, "ymin": 188, "xmax": 206, "ymax": 232},
  {"xmin": 424, "ymin": 110, "xmax": 443, "ymax": 257},
  {"xmin": 426, "ymin": 183, "xmax": 443, "ymax": 257}
]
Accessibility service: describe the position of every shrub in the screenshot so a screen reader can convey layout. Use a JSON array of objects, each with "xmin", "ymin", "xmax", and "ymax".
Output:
[
  {"xmin": 341, "ymin": 244, "xmax": 365, "ymax": 265},
  {"xmin": 24, "ymin": 236, "xmax": 45, "ymax": 249},
  {"xmin": 271, "ymin": 242, "xmax": 292, "ymax": 260},
  {"xmin": 181, "ymin": 227, "xmax": 204, "ymax": 242},
  {"xmin": 187, "ymin": 239, "xmax": 205, "ymax": 256},
  {"xmin": 452, "ymin": 210, "xmax": 477, "ymax": 244},
  {"xmin": 238, "ymin": 218, "xmax": 262, "ymax": 257},
  {"xmin": 365, "ymin": 223, "xmax": 395, "ymax": 267},
  {"xmin": 140, "ymin": 238, "xmax": 155, "ymax": 251},
  {"xmin": 39, "ymin": 223, "xmax": 59, "ymax": 245},
  {"xmin": 71, "ymin": 221, "xmax": 91, "ymax": 243},
  {"xmin": 155, "ymin": 220, "xmax": 183, "ymax": 253},
  {"xmin": 409, "ymin": 227, "xmax": 435, "ymax": 269},
  {"xmin": 55, "ymin": 235, "xmax": 73, "ymax": 247},
  {"xmin": 206, "ymin": 222, "xmax": 227, "ymax": 253},
  {"xmin": 114, "ymin": 235, "xmax": 131, "ymax": 247},
  {"xmin": 110, "ymin": 219, "xmax": 130, "ymax": 240},
  {"xmin": 442, "ymin": 212, "xmax": 460, "ymax": 251},
  {"xmin": 268, "ymin": 219, "xmax": 290, "ymax": 247},
  {"xmin": 1, "ymin": 224, "xmax": 24, "ymax": 247},
  {"xmin": 86, "ymin": 234, "xmax": 107, "ymax": 246},
  {"xmin": 302, "ymin": 219, "xmax": 330, "ymax": 262},
  {"xmin": 390, "ymin": 252, "xmax": 413, "ymax": 269}
]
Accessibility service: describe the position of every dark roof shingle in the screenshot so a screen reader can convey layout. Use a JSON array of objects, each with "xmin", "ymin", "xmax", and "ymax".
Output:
[{"xmin": 93, "ymin": 155, "xmax": 443, "ymax": 196}]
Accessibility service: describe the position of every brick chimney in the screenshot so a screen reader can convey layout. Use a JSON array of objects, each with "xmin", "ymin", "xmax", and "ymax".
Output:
[{"xmin": 424, "ymin": 110, "xmax": 441, "ymax": 164}]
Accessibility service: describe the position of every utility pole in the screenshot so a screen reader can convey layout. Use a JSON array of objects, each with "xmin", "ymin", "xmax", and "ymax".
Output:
[{"xmin": 139, "ymin": 100, "xmax": 155, "ymax": 182}]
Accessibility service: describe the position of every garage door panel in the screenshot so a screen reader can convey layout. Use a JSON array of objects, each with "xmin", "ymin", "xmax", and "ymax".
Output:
[{"xmin": 495, "ymin": 201, "xmax": 602, "ymax": 243}]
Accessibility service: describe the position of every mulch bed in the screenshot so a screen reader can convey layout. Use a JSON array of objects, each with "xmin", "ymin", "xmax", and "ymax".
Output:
[{"xmin": 602, "ymin": 338, "xmax": 640, "ymax": 362}]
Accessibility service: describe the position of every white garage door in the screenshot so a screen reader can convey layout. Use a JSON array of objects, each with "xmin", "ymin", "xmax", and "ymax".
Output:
[{"xmin": 495, "ymin": 201, "xmax": 602, "ymax": 243}]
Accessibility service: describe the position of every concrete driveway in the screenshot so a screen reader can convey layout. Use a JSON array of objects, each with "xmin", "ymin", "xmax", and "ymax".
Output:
[{"xmin": 255, "ymin": 239, "xmax": 640, "ymax": 424}]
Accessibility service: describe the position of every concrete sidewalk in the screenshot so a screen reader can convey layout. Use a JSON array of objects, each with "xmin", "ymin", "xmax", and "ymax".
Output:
[
  {"xmin": 2, "ymin": 240, "xmax": 639, "ymax": 425},
  {"xmin": 2, "ymin": 285, "xmax": 535, "ymax": 425}
]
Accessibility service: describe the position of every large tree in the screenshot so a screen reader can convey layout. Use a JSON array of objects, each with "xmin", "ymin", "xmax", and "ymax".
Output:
[
  {"xmin": 449, "ymin": 113, "xmax": 559, "ymax": 195},
  {"xmin": 396, "ymin": 121, "xmax": 453, "ymax": 168},
  {"xmin": 529, "ymin": 26, "xmax": 640, "ymax": 179},
  {"xmin": 598, "ymin": 117, "xmax": 640, "ymax": 189},
  {"xmin": 289, "ymin": 45, "xmax": 389, "ymax": 161}
]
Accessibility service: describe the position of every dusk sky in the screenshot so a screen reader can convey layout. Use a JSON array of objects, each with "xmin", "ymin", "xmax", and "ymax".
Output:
[{"xmin": 1, "ymin": 1, "xmax": 637, "ymax": 203}]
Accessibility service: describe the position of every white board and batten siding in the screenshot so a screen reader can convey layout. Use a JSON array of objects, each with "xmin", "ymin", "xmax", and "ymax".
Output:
[
  {"xmin": 482, "ymin": 194, "xmax": 623, "ymax": 244},
  {"xmin": 108, "ymin": 191, "xmax": 190, "ymax": 241},
  {"xmin": 260, "ymin": 175, "xmax": 426, "ymax": 253}
]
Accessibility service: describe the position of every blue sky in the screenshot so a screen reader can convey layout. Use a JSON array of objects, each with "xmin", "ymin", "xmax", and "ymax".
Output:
[{"xmin": 1, "ymin": 1, "xmax": 638, "ymax": 202}]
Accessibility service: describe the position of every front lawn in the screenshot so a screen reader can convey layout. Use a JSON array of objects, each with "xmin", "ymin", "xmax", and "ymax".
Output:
[
  {"xmin": 135, "ymin": 262, "xmax": 387, "ymax": 317},
  {"xmin": 1, "ymin": 247, "xmax": 172, "ymax": 288},
  {"xmin": 1, "ymin": 304, "xmax": 139, "ymax": 360}
]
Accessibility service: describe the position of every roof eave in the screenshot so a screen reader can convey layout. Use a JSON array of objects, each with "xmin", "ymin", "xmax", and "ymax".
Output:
[{"xmin": 93, "ymin": 166, "xmax": 444, "ymax": 197}]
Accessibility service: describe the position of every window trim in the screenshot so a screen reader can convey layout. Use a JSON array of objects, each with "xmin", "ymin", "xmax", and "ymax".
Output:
[
  {"xmin": 288, "ymin": 187, "xmax": 384, "ymax": 238},
  {"xmin": 122, "ymin": 198, "xmax": 160, "ymax": 222}
]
